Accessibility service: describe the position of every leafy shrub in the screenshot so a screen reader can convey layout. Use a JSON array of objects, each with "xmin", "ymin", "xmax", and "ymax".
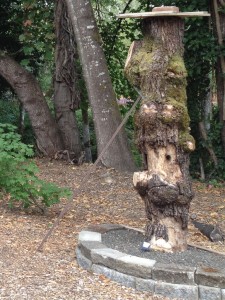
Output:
[
  {"xmin": 207, "ymin": 107, "xmax": 225, "ymax": 180},
  {"xmin": 0, "ymin": 123, "xmax": 71, "ymax": 210},
  {"xmin": 0, "ymin": 97, "xmax": 35, "ymax": 146},
  {"xmin": 0, "ymin": 98, "xmax": 20, "ymax": 125}
]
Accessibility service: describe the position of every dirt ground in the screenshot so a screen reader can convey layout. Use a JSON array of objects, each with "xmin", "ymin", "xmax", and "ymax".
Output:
[{"xmin": 0, "ymin": 158, "xmax": 225, "ymax": 300}]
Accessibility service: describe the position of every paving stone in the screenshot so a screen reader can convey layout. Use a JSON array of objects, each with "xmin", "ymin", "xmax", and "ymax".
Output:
[
  {"xmin": 78, "ymin": 241, "xmax": 107, "ymax": 260},
  {"xmin": 85, "ymin": 224, "xmax": 125, "ymax": 234},
  {"xmin": 92, "ymin": 264, "xmax": 136, "ymax": 288},
  {"xmin": 136, "ymin": 278, "xmax": 155, "ymax": 292},
  {"xmin": 117, "ymin": 255, "xmax": 156, "ymax": 278},
  {"xmin": 155, "ymin": 282, "xmax": 198, "ymax": 300},
  {"xmin": 78, "ymin": 231, "xmax": 102, "ymax": 242},
  {"xmin": 91, "ymin": 248, "xmax": 125, "ymax": 268},
  {"xmin": 152, "ymin": 263, "xmax": 196, "ymax": 285},
  {"xmin": 92, "ymin": 248, "xmax": 155, "ymax": 278},
  {"xmin": 221, "ymin": 289, "xmax": 225, "ymax": 300},
  {"xmin": 195, "ymin": 267, "xmax": 225, "ymax": 288},
  {"xmin": 199, "ymin": 285, "xmax": 221, "ymax": 300},
  {"xmin": 76, "ymin": 248, "xmax": 92, "ymax": 271},
  {"xmin": 77, "ymin": 226, "xmax": 225, "ymax": 296}
]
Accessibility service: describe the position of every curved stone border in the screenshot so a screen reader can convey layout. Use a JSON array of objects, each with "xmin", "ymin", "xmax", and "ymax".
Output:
[{"xmin": 76, "ymin": 224, "xmax": 225, "ymax": 300}]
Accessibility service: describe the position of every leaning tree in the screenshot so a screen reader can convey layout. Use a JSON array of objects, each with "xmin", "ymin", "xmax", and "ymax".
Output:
[
  {"xmin": 0, "ymin": 55, "xmax": 63, "ymax": 156},
  {"xmin": 65, "ymin": 0, "xmax": 136, "ymax": 172},
  {"xmin": 0, "ymin": 1, "xmax": 64, "ymax": 157}
]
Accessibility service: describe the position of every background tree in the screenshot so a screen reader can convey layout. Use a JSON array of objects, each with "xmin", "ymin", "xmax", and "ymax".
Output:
[
  {"xmin": 210, "ymin": 1, "xmax": 225, "ymax": 154},
  {"xmin": 0, "ymin": 55, "xmax": 63, "ymax": 156},
  {"xmin": 66, "ymin": 0, "xmax": 136, "ymax": 172},
  {"xmin": 54, "ymin": 0, "xmax": 82, "ymax": 160},
  {"xmin": 1, "ymin": 0, "xmax": 225, "ymax": 179}
]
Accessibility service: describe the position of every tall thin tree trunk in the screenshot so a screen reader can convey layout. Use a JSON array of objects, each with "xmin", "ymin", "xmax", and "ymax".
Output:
[
  {"xmin": 211, "ymin": 0, "xmax": 225, "ymax": 154},
  {"xmin": 18, "ymin": 103, "xmax": 25, "ymax": 136},
  {"xmin": 82, "ymin": 108, "xmax": 92, "ymax": 162},
  {"xmin": 65, "ymin": 0, "xmax": 136, "ymax": 172},
  {"xmin": 0, "ymin": 54, "xmax": 63, "ymax": 156},
  {"xmin": 203, "ymin": 92, "xmax": 212, "ymax": 131},
  {"xmin": 125, "ymin": 15, "xmax": 195, "ymax": 252},
  {"xmin": 199, "ymin": 121, "xmax": 218, "ymax": 168},
  {"xmin": 54, "ymin": 0, "xmax": 82, "ymax": 160}
]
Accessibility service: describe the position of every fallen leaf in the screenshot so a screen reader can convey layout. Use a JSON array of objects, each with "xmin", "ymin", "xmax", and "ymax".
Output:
[{"xmin": 210, "ymin": 212, "xmax": 218, "ymax": 217}]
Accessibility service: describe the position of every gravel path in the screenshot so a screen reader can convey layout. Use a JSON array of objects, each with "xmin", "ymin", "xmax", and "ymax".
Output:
[{"xmin": 103, "ymin": 228, "xmax": 225, "ymax": 270}]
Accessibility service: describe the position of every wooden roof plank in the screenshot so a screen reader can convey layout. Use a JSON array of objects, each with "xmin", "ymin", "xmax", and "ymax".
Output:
[{"xmin": 118, "ymin": 11, "xmax": 210, "ymax": 19}]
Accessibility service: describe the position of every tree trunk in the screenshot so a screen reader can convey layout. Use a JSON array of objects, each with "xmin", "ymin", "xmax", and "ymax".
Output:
[
  {"xmin": 54, "ymin": 0, "xmax": 82, "ymax": 160},
  {"xmin": 82, "ymin": 108, "xmax": 92, "ymax": 162},
  {"xmin": 65, "ymin": 0, "xmax": 136, "ymax": 172},
  {"xmin": 18, "ymin": 103, "xmax": 25, "ymax": 136},
  {"xmin": 198, "ymin": 121, "xmax": 218, "ymax": 168},
  {"xmin": 203, "ymin": 92, "xmax": 212, "ymax": 131},
  {"xmin": 211, "ymin": 0, "xmax": 225, "ymax": 154},
  {"xmin": 125, "ymin": 16, "xmax": 195, "ymax": 252},
  {"xmin": 0, "ymin": 54, "xmax": 63, "ymax": 156}
]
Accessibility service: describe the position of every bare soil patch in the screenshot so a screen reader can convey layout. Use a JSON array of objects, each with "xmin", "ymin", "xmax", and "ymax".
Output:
[{"xmin": 0, "ymin": 158, "xmax": 225, "ymax": 299}]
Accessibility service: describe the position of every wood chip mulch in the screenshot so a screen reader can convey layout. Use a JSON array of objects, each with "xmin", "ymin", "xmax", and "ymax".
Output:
[{"xmin": 0, "ymin": 158, "xmax": 225, "ymax": 300}]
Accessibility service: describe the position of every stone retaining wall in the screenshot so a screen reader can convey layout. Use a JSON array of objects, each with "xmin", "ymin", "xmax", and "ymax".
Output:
[{"xmin": 76, "ymin": 224, "xmax": 225, "ymax": 300}]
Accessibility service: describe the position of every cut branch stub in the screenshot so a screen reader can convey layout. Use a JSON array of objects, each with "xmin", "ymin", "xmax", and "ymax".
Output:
[{"xmin": 124, "ymin": 7, "xmax": 204, "ymax": 252}]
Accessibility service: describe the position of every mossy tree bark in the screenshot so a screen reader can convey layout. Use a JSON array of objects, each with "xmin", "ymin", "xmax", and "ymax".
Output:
[{"xmin": 125, "ymin": 17, "xmax": 195, "ymax": 252}]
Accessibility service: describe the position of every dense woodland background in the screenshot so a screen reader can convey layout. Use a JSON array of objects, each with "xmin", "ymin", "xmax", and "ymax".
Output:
[
  {"xmin": 1, "ymin": 2, "xmax": 225, "ymax": 296},
  {"xmin": 1, "ymin": 0, "xmax": 225, "ymax": 192}
]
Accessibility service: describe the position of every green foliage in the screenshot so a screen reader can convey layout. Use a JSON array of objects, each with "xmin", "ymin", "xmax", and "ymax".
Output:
[
  {"xmin": 0, "ymin": 123, "xmax": 71, "ymax": 210},
  {"xmin": 1, "ymin": 0, "xmax": 224, "ymax": 178},
  {"xmin": 16, "ymin": 0, "xmax": 55, "ymax": 66},
  {"xmin": 207, "ymin": 107, "xmax": 225, "ymax": 179},
  {"xmin": 0, "ymin": 98, "xmax": 20, "ymax": 125},
  {"xmin": 207, "ymin": 179, "xmax": 223, "ymax": 188},
  {"xmin": 0, "ymin": 1, "xmax": 23, "ymax": 94},
  {"xmin": 95, "ymin": 0, "xmax": 142, "ymax": 99},
  {"xmin": 190, "ymin": 106, "xmax": 225, "ymax": 181},
  {"xmin": 0, "ymin": 0, "xmax": 54, "ymax": 75},
  {"xmin": 0, "ymin": 95, "xmax": 35, "ymax": 146}
]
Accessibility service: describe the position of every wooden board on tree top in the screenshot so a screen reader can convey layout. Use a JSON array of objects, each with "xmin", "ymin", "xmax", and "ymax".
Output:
[{"xmin": 118, "ymin": 11, "xmax": 210, "ymax": 19}]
